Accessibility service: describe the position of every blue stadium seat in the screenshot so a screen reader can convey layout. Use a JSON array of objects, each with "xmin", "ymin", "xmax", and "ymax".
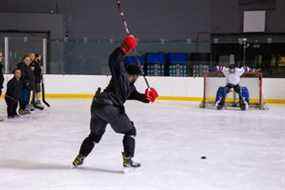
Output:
[
  {"xmin": 146, "ymin": 53, "xmax": 165, "ymax": 65},
  {"xmin": 124, "ymin": 56, "xmax": 145, "ymax": 65},
  {"xmin": 167, "ymin": 53, "xmax": 189, "ymax": 65}
]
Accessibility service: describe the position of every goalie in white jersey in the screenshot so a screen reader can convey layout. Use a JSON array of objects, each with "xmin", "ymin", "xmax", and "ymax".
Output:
[{"xmin": 215, "ymin": 63, "xmax": 253, "ymax": 110}]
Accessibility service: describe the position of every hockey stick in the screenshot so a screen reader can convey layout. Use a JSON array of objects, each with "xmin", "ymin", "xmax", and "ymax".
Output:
[
  {"xmin": 115, "ymin": 0, "xmax": 150, "ymax": 88},
  {"xmin": 41, "ymin": 78, "xmax": 50, "ymax": 107}
]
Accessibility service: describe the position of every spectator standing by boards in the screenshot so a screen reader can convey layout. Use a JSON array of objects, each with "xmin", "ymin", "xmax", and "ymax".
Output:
[
  {"xmin": 31, "ymin": 54, "xmax": 44, "ymax": 110},
  {"xmin": 17, "ymin": 55, "xmax": 34, "ymax": 115},
  {"xmin": 0, "ymin": 52, "xmax": 4, "ymax": 121},
  {"xmin": 0, "ymin": 52, "xmax": 4, "ymax": 98}
]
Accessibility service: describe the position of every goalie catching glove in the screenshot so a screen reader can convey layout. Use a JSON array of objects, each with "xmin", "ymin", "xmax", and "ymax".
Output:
[{"xmin": 145, "ymin": 88, "xmax": 159, "ymax": 103}]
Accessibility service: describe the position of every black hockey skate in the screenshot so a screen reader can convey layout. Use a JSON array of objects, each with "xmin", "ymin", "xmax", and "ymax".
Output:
[
  {"xmin": 239, "ymin": 97, "xmax": 249, "ymax": 111},
  {"xmin": 216, "ymin": 101, "xmax": 225, "ymax": 110},
  {"xmin": 33, "ymin": 100, "xmax": 45, "ymax": 110},
  {"xmin": 122, "ymin": 152, "xmax": 141, "ymax": 168},
  {"xmin": 240, "ymin": 101, "xmax": 248, "ymax": 111},
  {"xmin": 217, "ymin": 104, "xmax": 224, "ymax": 110},
  {"xmin": 216, "ymin": 97, "xmax": 225, "ymax": 110},
  {"xmin": 19, "ymin": 108, "xmax": 31, "ymax": 115},
  {"xmin": 72, "ymin": 154, "xmax": 85, "ymax": 168}
]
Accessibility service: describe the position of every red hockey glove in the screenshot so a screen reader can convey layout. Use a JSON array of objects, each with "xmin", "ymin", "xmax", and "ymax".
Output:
[
  {"xmin": 145, "ymin": 88, "xmax": 159, "ymax": 103},
  {"xmin": 121, "ymin": 34, "xmax": 138, "ymax": 54}
]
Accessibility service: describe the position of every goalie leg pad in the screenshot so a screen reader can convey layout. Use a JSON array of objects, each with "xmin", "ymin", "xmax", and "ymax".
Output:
[
  {"xmin": 216, "ymin": 86, "xmax": 227, "ymax": 104},
  {"xmin": 240, "ymin": 86, "xmax": 250, "ymax": 103}
]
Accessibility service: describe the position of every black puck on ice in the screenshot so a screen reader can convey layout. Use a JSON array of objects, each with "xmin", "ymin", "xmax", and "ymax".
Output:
[{"xmin": 201, "ymin": 156, "xmax": 207, "ymax": 159}]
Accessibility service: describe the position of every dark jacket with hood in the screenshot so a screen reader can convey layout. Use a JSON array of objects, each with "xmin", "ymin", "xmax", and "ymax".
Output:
[{"xmin": 6, "ymin": 77, "xmax": 22, "ymax": 100}]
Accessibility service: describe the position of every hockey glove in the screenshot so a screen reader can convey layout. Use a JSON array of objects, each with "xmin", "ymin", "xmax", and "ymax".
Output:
[
  {"xmin": 145, "ymin": 88, "xmax": 159, "ymax": 103},
  {"xmin": 121, "ymin": 34, "xmax": 138, "ymax": 54}
]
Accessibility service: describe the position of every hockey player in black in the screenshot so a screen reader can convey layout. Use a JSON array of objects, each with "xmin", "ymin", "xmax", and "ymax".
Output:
[
  {"xmin": 5, "ymin": 69, "xmax": 22, "ymax": 118},
  {"xmin": 73, "ymin": 34, "xmax": 159, "ymax": 168},
  {"xmin": 17, "ymin": 55, "xmax": 34, "ymax": 115}
]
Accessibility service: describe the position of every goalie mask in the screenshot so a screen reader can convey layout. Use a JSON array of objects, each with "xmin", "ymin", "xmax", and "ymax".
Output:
[{"xmin": 229, "ymin": 63, "xmax": 236, "ymax": 73}]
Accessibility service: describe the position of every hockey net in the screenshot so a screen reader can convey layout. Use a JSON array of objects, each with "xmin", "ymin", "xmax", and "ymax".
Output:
[{"xmin": 200, "ymin": 72, "xmax": 265, "ymax": 109}]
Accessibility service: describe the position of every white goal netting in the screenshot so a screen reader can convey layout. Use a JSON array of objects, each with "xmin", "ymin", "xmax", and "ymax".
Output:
[{"xmin": 200, "ymin": 72, "xmax": 265, "ymax": 109}]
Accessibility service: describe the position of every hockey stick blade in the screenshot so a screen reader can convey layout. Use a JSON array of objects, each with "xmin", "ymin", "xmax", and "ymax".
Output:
[{"xmin": 42, "ymin": 81, "xmax": 50, "ymax": 107}]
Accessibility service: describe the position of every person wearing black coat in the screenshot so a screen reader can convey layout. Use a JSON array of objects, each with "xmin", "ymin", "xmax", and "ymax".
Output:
[
  {"xmin": 0, "ymin": 52, "xmax": 4, "ymax": 97},
  {"xmin": 5, "ymin": 69, "xmax": 22, "ymax": 118},
  {"xmin": 31, "ymin": 54, "xmax": 44, "ymax": 109},
  {"xmin": 17, "ymin": 55, "xmax": 34, "ymax": 114},
  {"xmin": 33, "ymin": 54, "xmax": 43, "ymax": 87},
  {"xmin": 73, "ymin": 35, "xmax": 159, "ymax": 169}
]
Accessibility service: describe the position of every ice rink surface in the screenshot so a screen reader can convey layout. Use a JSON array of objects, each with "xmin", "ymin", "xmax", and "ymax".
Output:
[{"xmin": 0, "ymin": 100, "xmax": 285, "ymax": 190}]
